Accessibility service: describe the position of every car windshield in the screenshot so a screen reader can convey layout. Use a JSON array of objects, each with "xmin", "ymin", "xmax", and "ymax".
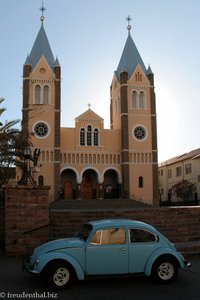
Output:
[{"xmin": 76, "ymin": 223, "xmax": 93, "ymax": 241}]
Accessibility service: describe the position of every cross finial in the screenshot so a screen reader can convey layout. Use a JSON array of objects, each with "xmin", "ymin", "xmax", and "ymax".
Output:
[
  {"xmin": 40, "ymin": 2, "xmax": 46, "ymax": 23},
  {"xmin": 126, "ymin": 15, "xmax": 132, "ymax": 33},
  {"xmin": 88, "ymin": 102, "xmax": 91, "ymax": 109}
]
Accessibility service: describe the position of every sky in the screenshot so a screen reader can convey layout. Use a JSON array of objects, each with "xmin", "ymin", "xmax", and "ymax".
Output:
[{"xmin": 1, "ymin": 0, "xmax": 200, "ymax": 163}]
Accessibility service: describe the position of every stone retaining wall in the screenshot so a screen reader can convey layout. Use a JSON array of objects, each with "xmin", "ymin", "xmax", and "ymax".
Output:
[
  {"xmin": 2, "ymin": 185, "xmax": 200, "ymax": 256},
  {"xmin": 4, "ymin": 185, "xmax": 50, "ymax": 256},
  {"xmin": 50, "ymin": 207, "xmax": 200, "ymax": 243}
]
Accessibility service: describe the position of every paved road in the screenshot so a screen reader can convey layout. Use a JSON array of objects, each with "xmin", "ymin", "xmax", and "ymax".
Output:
[{"xmin": 0, "ymin": 253, "xmax": 200, "ymax": 300}]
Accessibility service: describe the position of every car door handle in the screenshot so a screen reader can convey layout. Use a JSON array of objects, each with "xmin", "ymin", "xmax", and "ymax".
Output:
[{"xmin": 120, "ymin": 247, "xmax": 128, "ymax": 251}]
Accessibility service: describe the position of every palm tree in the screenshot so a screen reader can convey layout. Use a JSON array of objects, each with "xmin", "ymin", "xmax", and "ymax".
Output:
[
  {"xmin": 0, "ymin": 98, "xmax": 6, "ymax": 117},
  {"xmin": 0, "ymin": 98, "xmax": 20, "ymax": 158},
  {"xmin": 0, "ymin": 98, "xmax": 39, "ymax": 188},
  {"xmin": 0, "ymin": 98, "xmax": 21, "ymax": 186}
]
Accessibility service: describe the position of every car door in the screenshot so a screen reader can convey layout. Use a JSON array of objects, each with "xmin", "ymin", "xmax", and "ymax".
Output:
[
  {"xmin": 85, "ymin": 227, "xmax": 128, "ymax": 275},
  {"xmin": 128, "ymin": 228, "xmax": 159, "ymax": 273}
]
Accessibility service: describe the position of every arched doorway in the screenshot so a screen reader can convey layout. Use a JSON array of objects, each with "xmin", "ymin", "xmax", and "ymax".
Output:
[
  {"xmin": 60, "ymin": 169, "xmax": 77, "ymax": 199},
  {"xmin": 104, "ymin": 169, "xmax": 120, "ymax": 198},
  {"xmin": 81, "ymin": 169, "xmax": 98, "ymax": 199}
]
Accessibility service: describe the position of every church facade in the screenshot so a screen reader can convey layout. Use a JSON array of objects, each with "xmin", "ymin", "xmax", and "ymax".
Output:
[{"xmin": 21, "ymin": 17, "xmax": 159, "ymax": 206}]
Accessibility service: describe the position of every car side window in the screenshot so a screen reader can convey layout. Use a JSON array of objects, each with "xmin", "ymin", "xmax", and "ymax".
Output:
[
  {"xmin": 129, "ymin": 228, "xmax": 157, "ymax": 243},
  {"xmin": 91, "ymin": 228, "xmax": 126, "ymax": 245}
]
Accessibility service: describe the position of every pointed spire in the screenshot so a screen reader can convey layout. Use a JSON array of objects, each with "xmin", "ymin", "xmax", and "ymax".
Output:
[
  {"xmin": 54, "ymin": 56, "xmax": 60, "ymax": 67},
  {"xmin": 24, "ymin": 3, "xmax": 55, "ymax": 70},
  {"xmin": 116, "ymin": 26, "xmax": 146, "ymax": 80},
  {"xmin": 146, "ymin": 64, "xmax": 153, "ymax": 75},
  {"xmin": 24, "ymin": 23, "xmax": 55, "ymax": 70},
  {"xmin": 116, "ymin": 17, "xmax": 147, "ymax": 80}
]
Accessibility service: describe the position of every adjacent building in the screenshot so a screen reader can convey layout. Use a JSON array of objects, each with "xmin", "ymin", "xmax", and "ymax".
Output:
[{"xmin": 159, "ymin": 148, "xmax": 200, "ymax": 204}]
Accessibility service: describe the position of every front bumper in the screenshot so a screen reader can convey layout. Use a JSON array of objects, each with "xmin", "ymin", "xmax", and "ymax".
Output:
[
  {"xmin": 23, "ymin": 256, "xmax": 40, "ymax": 275},
  {"xmin": 184, "ymin": 260, "xmax": 191, "ymax": 268}
]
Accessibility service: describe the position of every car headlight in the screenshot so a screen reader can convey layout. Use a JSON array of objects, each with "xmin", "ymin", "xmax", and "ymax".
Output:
[{"xmin": 34, "ymin": 258, "xmax": 39, "ymax": 267}]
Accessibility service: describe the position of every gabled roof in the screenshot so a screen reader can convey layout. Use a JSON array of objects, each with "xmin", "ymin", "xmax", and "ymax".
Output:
[
  {"xmin": 25, "ymin": 23, "xmax": 57, "ymax": 70},
  {"xmin": 75, "ymin": 108, "xmax": 103, "ymax": 121},
  {"xmin": 159, "ymin": 148, "xmax": 200, "ymax": 167},
  {"xmin": 116, "ymin": 33, "xmax": 147, "ymax": 80}
]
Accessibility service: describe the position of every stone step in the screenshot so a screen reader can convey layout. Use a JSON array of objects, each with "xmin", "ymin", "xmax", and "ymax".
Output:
[{"xmin": 50, "ymin": 198, "xmax": 151, "ymax": 210}]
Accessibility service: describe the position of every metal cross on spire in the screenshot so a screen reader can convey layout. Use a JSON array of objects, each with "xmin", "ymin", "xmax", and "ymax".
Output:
[
  {"xmin": 40, "ymin": 2, "xmax": 46, "ymax": 23},
  {"xmin": 126, "ymin": 15, "xmax": 132, "ymax": 33}
]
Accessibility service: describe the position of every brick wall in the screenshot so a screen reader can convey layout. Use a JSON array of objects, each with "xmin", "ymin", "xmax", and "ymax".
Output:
[
  {"xmin": 50, "ymin": 207, "xmax": 200, "ymax": 243},
  {"xmin": 4, "ymin": 185, "xmax": 50, "ymax": 256},
  {"xmin": 0, "ymin": 207, "xmax": 5, "ymax": 247},
  {"xmin": 3, "ymin": 185, "xmax": 200, "ymax": 256}
]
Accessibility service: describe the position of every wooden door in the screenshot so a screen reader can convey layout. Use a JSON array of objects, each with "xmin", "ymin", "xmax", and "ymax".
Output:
[
  {"xmin": 64, "ymin": 181, "xmax": 73, "ymax": 199},
  {"xmin": 81, "ymin": 175, "xmax": 93, "ymax": 199}
]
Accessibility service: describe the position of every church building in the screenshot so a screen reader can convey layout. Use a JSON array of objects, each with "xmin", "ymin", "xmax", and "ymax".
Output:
[{"xmin": 21, "ymin": 13, "xmax": 159, "ymax": 206}]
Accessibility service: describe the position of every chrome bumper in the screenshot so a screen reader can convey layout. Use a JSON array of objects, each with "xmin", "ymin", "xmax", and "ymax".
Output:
[
  {"xmin": 184, "ymin": 260, "xmax": 191, "ymax": 268},
  {"xmin": 23, "ymin": 257, "xmax": 40, "ymax": 275}
]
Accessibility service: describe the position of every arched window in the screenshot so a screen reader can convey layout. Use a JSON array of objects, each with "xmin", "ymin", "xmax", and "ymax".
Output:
[
  {"xmin": 43, "ymin": 85, "xmax": 49, "ymax": 104},
  {"xmin": 35, "ymin": 85, "xmax": 41, "ymax": 104},
  {"xmin": 94, "ymin": 128, "xmax": 99, "ymax": 146},
  {"xmin": 132, "ymin": 91, "xmax": 138, "ymax": 108},
  {"xmin": 80, "ymin": 128, "xmax": 85, "ymax": 146},
  {"xmin": 80, "ymin": 126, "xmax": 100, "ymax": 146},
  {"xmin": 87, "ymin": 125, "xmax": 92, "ymax": 146},
  {"xmin": 139, "ymin": 176, "xmax": 144, "ymax": 188},
  {"xmin": 139, "ymin": 91, "xmax": 146, "ymax": 109}
]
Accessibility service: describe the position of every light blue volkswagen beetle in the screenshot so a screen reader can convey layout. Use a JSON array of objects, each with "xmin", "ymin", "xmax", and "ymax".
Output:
[{"xmin": 24, "ymin": 219, "xmax": 190, "ymax": 289}]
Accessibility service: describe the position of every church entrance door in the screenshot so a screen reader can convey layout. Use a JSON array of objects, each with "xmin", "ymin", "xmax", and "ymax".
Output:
[
  {"xmin": 61, "ymin": 169, "xmax": 76, "ymax": 200},
  {"xmin": 81, "ymin": 174, "xmax": 93, "ymax": 199},
  {"xmin": 64, "ymin": 181, "xmax": 73, "ymax": 199}
]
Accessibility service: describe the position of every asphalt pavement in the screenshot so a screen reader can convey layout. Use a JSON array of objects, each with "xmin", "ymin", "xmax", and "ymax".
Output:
[{"xmin": 0, "ymin": 250, "xmax": 200, "ymax": 300}]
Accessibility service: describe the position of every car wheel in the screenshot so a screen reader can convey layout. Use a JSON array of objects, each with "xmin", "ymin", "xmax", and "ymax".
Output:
[
  {"xmin": 151, "ymin": 256, "xmax": 179, "ymax": 283},
  {"xmin": 44, "ymin": 261, "xmax": 73, "ymax": 289}
]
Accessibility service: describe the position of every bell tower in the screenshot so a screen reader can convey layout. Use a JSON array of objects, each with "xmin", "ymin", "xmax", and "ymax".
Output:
[
  {"xmin": 22, "ymin": 5, "xmax": 61, "ymax": 201},
  {"xmin": 110, "ymin": 17, "xmax": 159, "ymax": 206}
]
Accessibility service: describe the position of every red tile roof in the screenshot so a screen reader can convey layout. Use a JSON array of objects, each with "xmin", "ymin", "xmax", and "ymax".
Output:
[{"xmin": 159, "ymin": 148, "xmax": 200, "ymax": 167}]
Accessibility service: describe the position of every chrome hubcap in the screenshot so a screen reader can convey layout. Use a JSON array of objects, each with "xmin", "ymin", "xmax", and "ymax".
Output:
[
  {"xmin": 158, "ymin": 262, "xmax": 174, "ymax": 280},
  {"xmin": 53, "ymin": 267, "xmax": 70, "ymax": 286}
]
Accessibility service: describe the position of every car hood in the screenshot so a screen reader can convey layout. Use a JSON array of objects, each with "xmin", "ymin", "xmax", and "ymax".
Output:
[{"xmin": 33, "ymin": 237, "xmax": 85, "ymax": 256}]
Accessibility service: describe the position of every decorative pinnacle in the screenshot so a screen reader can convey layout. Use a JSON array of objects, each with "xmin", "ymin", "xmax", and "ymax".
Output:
[
  {"xmin": 88, "ymin": 102, "xmax": 91, "ymax": 109},
  {"xmin": 40, "ymin": 2, "xmax": 46, "ymax": 22},
  {"xmin": 126, "ymin": 15, "xmax": 132, "ymax": 32}
]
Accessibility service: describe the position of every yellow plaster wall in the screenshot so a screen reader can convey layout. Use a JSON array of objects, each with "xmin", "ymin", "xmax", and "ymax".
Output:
[{"xmin": 129, "ymin": 164, "xmax": 153, "ymax": 204}]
